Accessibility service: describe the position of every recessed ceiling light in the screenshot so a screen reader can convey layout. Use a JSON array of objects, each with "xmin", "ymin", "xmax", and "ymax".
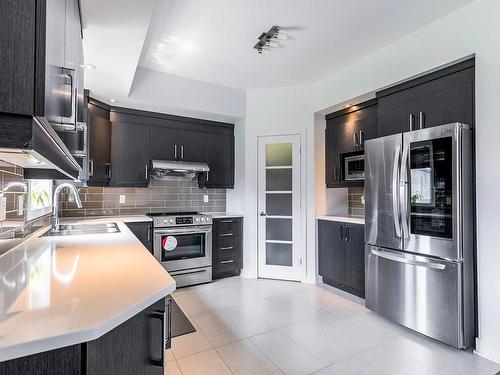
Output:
[
  {"xmin": 84, "ymin": 63, "xmax": 97, "ymax": 71},
  {"xmin": 109, "ymin": 99, "xmax": 117, "ymax": 103}
]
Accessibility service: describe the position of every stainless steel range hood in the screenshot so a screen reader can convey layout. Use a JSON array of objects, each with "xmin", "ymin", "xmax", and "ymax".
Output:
[
  {"xmin": 150, "ymin": 159, "xmax": 209, "ymax": 181},
  {"xmin": 0, "ymin": 115, "xmax": 81, "ymax": 180}
]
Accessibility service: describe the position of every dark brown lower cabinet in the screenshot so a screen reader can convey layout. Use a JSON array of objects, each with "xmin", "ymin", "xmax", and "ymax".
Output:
[
  {"xmin": 0, "ymin": 298, "xmax": 168, "ymax": 375},
  {"xmin": 212, "ymin": 217, "xmax": 243, "ymax": 279},
  {"xmin": 318, "ymin": 220, "xmax": 365, "ymax": 298},
  {"xmin": 125, "ymin": 221, "xmax": 153, "ymax": 253}
]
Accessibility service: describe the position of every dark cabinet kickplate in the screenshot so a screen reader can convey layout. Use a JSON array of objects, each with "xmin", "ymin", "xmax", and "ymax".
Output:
[{"xmin": 171, "ymin": 298, "xmax": 196, "ymax": 338}]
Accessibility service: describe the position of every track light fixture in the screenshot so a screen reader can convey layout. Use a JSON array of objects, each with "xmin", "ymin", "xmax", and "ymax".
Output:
[{"xmin": 254, "ymin": 25, "xmax": 288, "ymax": 55}]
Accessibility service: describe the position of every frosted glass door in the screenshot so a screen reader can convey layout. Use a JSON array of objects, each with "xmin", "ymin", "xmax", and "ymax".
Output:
[{"xmin": 258, "ymin": 135, "xmax": 302, "ymax": 281}]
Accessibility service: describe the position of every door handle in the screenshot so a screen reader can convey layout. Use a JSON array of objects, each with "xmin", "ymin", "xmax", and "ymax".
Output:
[
  {"xmin": 150, "ymin": 310, "xmax": 166, "ymax": 367},
  {"xmin": 419, "ymin": 112, "xmax": 425, "ymax": 130},
  {"xmin": 409, "ymin": 113, "xmax": 415, "ymax": 131},
  {"xmin": 165, "ymin": 297, "xmax": 172, "ymax": 350},
  {"xmin": 370, "ymin": 248, "xmax": 446, "ymax": 270},
  {"xmin": 359, "ymin": 131, "xmax": 365, "ymax": 146},
  {"xmin": 259, "ymin": 212, "xmax": 267, "ymax": 216},
  {"xmin": 392, "ymin": 145, "xmax": 402, "ymax": 238}
]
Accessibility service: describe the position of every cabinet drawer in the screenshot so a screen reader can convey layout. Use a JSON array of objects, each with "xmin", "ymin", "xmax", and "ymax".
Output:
[
  {"xmin": 213, "ymin": 231, "xmax": 240, "ymax": 247},
  {"xmin": 213, "ymin": 218, "xmax": 242, "ymax": 233},
  {"xmin": 213, "ymin": 257, "xmax": 241, "ymax": 278},
  {"xmin": 213, "ymin": 245, "xmax": 240, "ymax": 260}
]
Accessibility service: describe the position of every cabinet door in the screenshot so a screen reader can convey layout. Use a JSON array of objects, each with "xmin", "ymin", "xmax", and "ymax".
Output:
[
  {"xmin": 325, "ymin": 124, "xmax": 341, "ymax": 187},
  {"xmin": 0, "ymin": 0, "xmax": 36, "ymax": 115},
  {"xmin": 417, "ymin": 68, "xmax": 474, "ymax": 129},
  {"xmin": 125, "ymin": 222, "xmax": 153, "ymax": 253},
  {"xmin": 150, "ymin": 126, "xmax": 178, "ymax": 161},
  {"xmin": 111, "ymin": 122, "xmax": 151, "ymax": 187},
  {"xmin": 178, "ymin": 129, "xmax": 205, "ymax": 162},
  {"xmin": 377, "ymin": 94, "xmax": 418, "ymax": 137},
  {"xmin": 345, "ymin": 224, "xmax": 365, "ymax": 297},
  {"xmin": 331, "ymin": 222, "xmax": 347, "ymax": 285},
  {"xmin": 318, "ymin": 220, "xmax": 334, "ymax": 279},
  {"xmin": 202, "ymin": 132, "xmax": 234, "ymax": 188},
  {"xmin": 88, "ymin": 103, "xmax": 111, "ymax": 185},
  {"xmin": 86, "ymin": 298, "xmax": 165, "ymax": 375}
]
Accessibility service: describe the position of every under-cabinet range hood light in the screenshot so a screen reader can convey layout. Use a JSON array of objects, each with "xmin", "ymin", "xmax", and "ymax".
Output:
[{"xmin": 150, "ymin": 160, "xmax": 209, "ymax": 181}]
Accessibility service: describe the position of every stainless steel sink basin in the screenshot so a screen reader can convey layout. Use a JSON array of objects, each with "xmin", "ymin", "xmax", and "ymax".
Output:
[{"xmin": 42, "ymin": 222, "xmax": 121, "ymax": 237}]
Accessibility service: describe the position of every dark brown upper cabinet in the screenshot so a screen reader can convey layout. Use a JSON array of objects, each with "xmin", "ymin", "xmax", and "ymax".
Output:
[
  {"xmin": 377, "ymin": 58, "xmax": 474, "ymax": 137},
  {"xmin": 325, "ymin": 99, "xmax": 377, "ymax": 188},
  {"xmin": 200, "ymin": 131, "xmax": 235, "ymax": 189},
  {"xmin": 150, "ymin": 127, "xmax": 205, "ymax": 163},
  {"xmin": 87, "ymin": 97, "xmax": 112, "ymax": 186}
]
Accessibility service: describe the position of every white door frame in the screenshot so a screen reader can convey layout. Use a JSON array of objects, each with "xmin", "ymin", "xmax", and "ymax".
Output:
[{"xmin": 257, "ymin": 134, "xmax": 305, "ymax": 281}]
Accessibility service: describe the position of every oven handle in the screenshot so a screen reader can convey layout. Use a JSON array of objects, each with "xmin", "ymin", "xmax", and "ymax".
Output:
[{"xmin": 153, "ymin": 227, "xmax": 212, "ymax": 235}]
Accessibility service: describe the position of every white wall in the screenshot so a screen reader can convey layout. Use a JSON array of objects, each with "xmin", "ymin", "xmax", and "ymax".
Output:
[
  {"xmin": 308, "ymin": 0, "xmax": 500, "ymax": 362},
  {"xmin": 229, "ymin": 85, "xmax": 317, "ymax": 282}
]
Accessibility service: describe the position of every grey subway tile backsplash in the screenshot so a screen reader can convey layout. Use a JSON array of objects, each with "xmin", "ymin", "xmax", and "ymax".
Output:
[{"xmin": 59, "ymin": 179, "xmax": 226, "ymax": 218}]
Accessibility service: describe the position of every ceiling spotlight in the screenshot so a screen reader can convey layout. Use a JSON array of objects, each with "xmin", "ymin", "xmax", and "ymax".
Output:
[
  {"xmin": 254, "ymin": 25, "xmax": 289, "ymax": 55},
  {"xmin": 84, "ymin": 63, "xmax": 97, "ymax": 71}
]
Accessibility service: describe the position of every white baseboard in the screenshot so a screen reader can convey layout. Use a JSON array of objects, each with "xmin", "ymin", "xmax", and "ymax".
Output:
[{"xmin": 475, "ymin": 337, "xmax": 500, "ymax": 364}]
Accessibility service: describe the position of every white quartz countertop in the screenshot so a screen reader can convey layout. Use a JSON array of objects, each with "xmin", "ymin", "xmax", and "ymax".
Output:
[
  {"xmin": 206, "ymin": 212, "xmax": 244, "ymax": 219},
  {"xmin": 0, "ymin": 217, "xmax": 176, "ymax": 362},
  {"xmin": 316, "ymin": 215, "xmax": 365, "ymax": 225}
]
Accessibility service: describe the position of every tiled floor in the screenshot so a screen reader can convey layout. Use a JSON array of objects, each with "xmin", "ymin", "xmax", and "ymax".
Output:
[{"xmin": 166, "ymin": 277, "xmax": 500, "ymax": 375}]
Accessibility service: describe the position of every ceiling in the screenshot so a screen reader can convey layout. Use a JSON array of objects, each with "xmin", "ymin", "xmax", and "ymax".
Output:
[
  {"xmin": 137, "ymin": 0, "xmax": 474, "ymax": 90},
  {"xmin": 81, "ymin": 0, "xmax": 474, "ymax": 118}
]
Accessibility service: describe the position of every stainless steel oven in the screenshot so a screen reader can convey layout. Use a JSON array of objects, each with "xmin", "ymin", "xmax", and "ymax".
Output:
[
  {"xmin": 150, "ymin": 212, "xmax": 212, "ymax": 287},
  {"xmin": 344, "ymin": 154, "xmax": 365, "ymax": 181}
]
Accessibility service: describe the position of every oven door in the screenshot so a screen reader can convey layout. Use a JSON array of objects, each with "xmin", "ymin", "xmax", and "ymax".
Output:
[{"xmin": 153, "ymin": 226, "xmax": 212, "ymax": 271}]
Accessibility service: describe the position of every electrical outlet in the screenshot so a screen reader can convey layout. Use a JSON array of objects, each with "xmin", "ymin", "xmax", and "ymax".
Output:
[
  {"xmin": 203, "ymin": 194, "xmax": 209, "ymax": 203},
  {"xmin": 119, "ymin": 195, "xmax": 126, "ymax": 204},
  {"xmin": 0, "ymin": 197, "xmax": 6, "ymax": 221}
]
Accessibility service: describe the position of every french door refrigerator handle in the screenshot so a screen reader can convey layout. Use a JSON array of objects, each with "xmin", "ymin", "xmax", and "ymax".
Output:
[
  {"xmin": 400, "ymin": 142, "xmax": 410, "ymax": 238},
  {"xmin": 370, "ymin": 248, "xmax": 446, "ymax": 270},
  {"xmin": 392, "ymin": 145, "xmax": 402, "ymax": 238}
]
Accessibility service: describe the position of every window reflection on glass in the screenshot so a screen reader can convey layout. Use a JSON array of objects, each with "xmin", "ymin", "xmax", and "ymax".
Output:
[
  {"xmin": 27, "ymin": 180, "xmax": 53, "ymax": 221},
  {"xmin": 411, "ymin": 168, "xmax": 433, "ymax": 205}
]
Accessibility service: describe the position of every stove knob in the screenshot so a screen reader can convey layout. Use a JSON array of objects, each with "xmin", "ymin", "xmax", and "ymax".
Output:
[
  {"xmin": 169, "ymin": 218, "xmax": 174, "ymax": 224},
  {"xmin": 195, "ymin": 217, "xmax": 200, "ymax": 222},
  {"xmin": 163, "ymin": 219, "xmax": 167, "ymax": 224}
]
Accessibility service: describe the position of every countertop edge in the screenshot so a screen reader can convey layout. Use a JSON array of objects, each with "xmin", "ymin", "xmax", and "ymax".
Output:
[
  {"xmin": 316, "ymin": 215, "xmax": 365, "ymax": 225},
  {"xmin": 0, "ymin": 283, "xmax": 175, "ymax": 362}
]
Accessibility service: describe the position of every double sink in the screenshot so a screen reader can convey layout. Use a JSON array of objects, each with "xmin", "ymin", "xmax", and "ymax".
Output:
[{"xmin": 42, "ymin": 222, "xmax": 120, "ymax": 237}]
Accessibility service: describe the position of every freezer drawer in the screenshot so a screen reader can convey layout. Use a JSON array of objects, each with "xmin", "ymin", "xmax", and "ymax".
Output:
[{"xmin": 365, "ymin": 245, "xmax": 468, "ymax": 348}]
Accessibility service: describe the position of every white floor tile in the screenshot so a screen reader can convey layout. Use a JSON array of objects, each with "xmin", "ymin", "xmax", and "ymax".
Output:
[
  {"xmin": 165, "ymin": 359, "xmax": 182, "ymax": 375},
  {"xmin": 250, "ymin": 329, "xmax": 325, "ymax": 375},
  {"xmin": 193, "ymin": 310, "xmax": 246, "ymax": 347},
  {"xmin": 176, "ymin": 349, "xmax": 232, "ymax": 375},
  {"xmin": 170, "ymin": 324, "xmax": 212, "ymax": 359},
  {"xmin": 216, "ymin": 304, "xmax": 277, "ymax": 337},
  {"xmin": 217, "ymin": 338, "xmax": 283, "ymax": 374}
]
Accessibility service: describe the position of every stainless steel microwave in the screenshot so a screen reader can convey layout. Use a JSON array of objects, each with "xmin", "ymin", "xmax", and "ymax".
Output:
[{"xmin": 344, "ymin": 154, "xmax": 364, "ymax": 181}]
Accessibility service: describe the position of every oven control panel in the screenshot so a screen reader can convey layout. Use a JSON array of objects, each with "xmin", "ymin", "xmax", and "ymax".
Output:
[{"xmin": 176, "ymin": 217, "xmax": 193, "ymax": 225}]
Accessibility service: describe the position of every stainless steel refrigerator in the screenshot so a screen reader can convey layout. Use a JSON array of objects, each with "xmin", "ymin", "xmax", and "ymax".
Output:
[{"xmin": 364, "ymin": 122, "xmax": 475, "ymax": 349}]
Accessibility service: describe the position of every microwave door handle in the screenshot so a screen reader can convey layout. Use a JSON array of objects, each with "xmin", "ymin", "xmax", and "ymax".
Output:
[{"xmin": 392, "ymin": 145, "xmax": 402, "ymax": 238}]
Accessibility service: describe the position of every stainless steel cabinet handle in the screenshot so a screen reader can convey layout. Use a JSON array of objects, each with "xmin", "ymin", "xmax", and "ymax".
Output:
[
  {"xmin": 353, "ymin": 132, "xmax": 358, "ymax": 147},
  {"xmin": 221, "ymin": 260, "xmax": 235, "ymax": 264},
  {"xmin": 174, "ymin": 145, "xmax": 178, "ymax": 159},
  {"xmin": 359, "ymin": 131, "xmax": 365, "ymax": 146},
  {"xmin": 339, "ymin": 225, "xmax": 343, "ymax": 241},
  {"xmin": 345, "ymin": 226, "xmax": 350, "ymax": 242},
  {"xmin": 333, "ymin": 164, "xmax": 337, "ymax": 182},
  {"xmin": 409, "ymin": 113, "xmax": 415, "ymax": 131},
  {"xmin": 419, "ymin": 112, "xmax": 425, "ymax": 130},
  {"xmin": 392, "ymin": 145, "xmax": 402, "ymax": 238},
  {"xmin": 145, "ymin": 164, "xmax": 149, "ymax": 180},
  {"xmin": 220, "ymin": 233, "xmax": 234, "ymax": 237},
  {"xmin": 165, "ymin": 298, "xmax": 172, "ymax": 350},
  {"xmin": 89, "ymin": 158, "xmax": 94, "ymax": 176},
  {"xmin": 220, "ymin": 220, "xmax": 234, "ymax": 223},
  {"xmin": 371, "ymin": 248, "xmax": 446, "ymax": 270},
  {"xmin": 220, "ymin": 246, "xmax": 234, "ymax": 250},
  {"xmin": 106, "ymin": 163, "xmax": 112, "ymax": 179},
  {"xmin": 147, "ymin": 227, "xmax": 151, "ymax": 242},
  {"xmin": 181, "ymin": 145, "xmax": 184, "ymax": 159}
]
